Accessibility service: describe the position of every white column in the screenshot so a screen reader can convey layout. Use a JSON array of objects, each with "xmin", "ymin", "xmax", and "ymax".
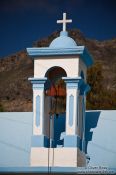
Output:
[
  {"xmin": 66, "ymin": 87, "xmax": 79, "ymax": 135},
  {"xmin": 29, "ymin": 77, "xmax": 49, "ymax": 147},
  {"xmin": 33, "ymin": 87, "xmax": 44, "ymax": 135},
  {"xmin": 63, "ymin": 77, "xmax": 81, "ymax": 147}
]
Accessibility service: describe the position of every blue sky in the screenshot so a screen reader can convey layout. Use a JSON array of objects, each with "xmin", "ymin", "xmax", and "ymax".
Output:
[{"xmin": 0, "ymin": 0, "xmax": 116, "ymax": 57}]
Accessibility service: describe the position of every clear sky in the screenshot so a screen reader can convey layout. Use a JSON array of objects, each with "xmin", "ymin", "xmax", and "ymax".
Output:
[{"xmin": 0, "ymin": 0, "xmax": 116, "ymax": 57}]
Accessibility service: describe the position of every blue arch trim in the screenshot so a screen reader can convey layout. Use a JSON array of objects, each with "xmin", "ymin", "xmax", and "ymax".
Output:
[
  {"xmin": 69, "ymin": 95, "xmax": 74, "ymax": 127},
  {"xmin": 36, "ymin": 95, "xmax": 40, "ymax": 127}
]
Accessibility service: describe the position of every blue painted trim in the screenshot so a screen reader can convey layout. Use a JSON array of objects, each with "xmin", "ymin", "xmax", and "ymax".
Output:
[
  {"xmin": 66, "ymin": 83, "xmax": 79, "ymax": 89},
  {"xmin": 28, "ymin": 77, "xmax": 47, "ymax": 89},
  {"xmin": 27, "ymin": 46, "xmax": 93, "ymax": 67},
  {"xmin": 77, "ymin": 96, "xmax": 78, "ymax": 126},
  {"xmin": 33, "ymin": 83, "xmax": 44, "ymax": 89},
  {"xmin": 63, "ymin": 77, "xmax": 81, "ymax": 83},
  {"xmin": 81, "ymin": 47, "xmax": 93, "ymax": 67},
  {"xmin": 64, "ymin": 135, "xmax": 81, "ymax": 148},
  {"xmin": 85, "ymin": 84, "xmax": 91, "ymax": 93},
  {"xmin": 28, "ymin": 77, "xmax": 47, "ymax": 84},
  {"xmin": 63, "ymin": 77, "xmax": 82, "ymax": 89},
  {"xmin": 27, "ymin": 46, "xmax": 84, "ymax": 56},
  {"xmin": 80, "ymin": 82, "xmax": 90, "ymax": 95},
  {"xmin": 49, "ymin": 35, "xmax": 77, "ymax": 48},
  {"xmin": 0, "ymin": 167, "xmax": 115, "ymax": 174},
  {"xmin": 82, "ymin": 96, "xmax": 86, "ymax": 153},
  {"xmin": 82, "ymin": 139, "xmax": 86, "ymax": 153},
  {"xmin": 28, "ymin": 77, "xmax": 47, "ymax": 81},
  {"xmin": 31, "ymin": 135, "xmax": 49, "ymax": 147},
  {"xmin": 80, "ymin": 70, "xmax": 85, "ymax": 80},
  {"xmin": 69, "ymin": 95, "xmax": 74, "ymax": 127},
  {"xmin": 36, "ymin": 95, "xmax": 40, "ymax": 127},
  {"xmin": 81, "ymin": 97, "xmax": 83, "ymax": 138}
]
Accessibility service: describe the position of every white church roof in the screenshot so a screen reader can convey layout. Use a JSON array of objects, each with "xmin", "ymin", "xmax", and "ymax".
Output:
[{"xmin": 0, "ymin": 110, "xmax": 116, "ymax": 171}]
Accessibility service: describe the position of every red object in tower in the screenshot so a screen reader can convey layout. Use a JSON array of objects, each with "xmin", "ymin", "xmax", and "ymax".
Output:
[
  {"xmin": 56, "ymin": 86, "xmax": 66, "ymax": 97},
  {"xmin": 46, "ymin": 84, "xmax": 57, "ymax": 97}
]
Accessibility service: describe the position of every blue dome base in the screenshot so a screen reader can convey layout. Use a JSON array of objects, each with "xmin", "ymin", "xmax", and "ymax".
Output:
[{"xmin": 49, "ymin": 31, "xmax": 77, "ymax": 48}]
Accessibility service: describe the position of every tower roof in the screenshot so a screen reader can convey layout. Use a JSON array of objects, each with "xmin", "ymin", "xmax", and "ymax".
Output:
[
  {"xmin": 27, "ymin": 13, "xmax": 94, "ymax": 67},
  {"xmin": 50, "ymin": 13, "xmax": 77, "ymax": 48},
  {"xmin": 49, "ymin": 31, "xmax": 77, "ymax": 48}
]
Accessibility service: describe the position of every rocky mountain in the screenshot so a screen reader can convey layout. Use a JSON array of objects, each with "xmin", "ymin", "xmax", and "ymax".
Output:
[{"xmin": 0, "ymin": 29, "xmax": 116, "ymax": 111}]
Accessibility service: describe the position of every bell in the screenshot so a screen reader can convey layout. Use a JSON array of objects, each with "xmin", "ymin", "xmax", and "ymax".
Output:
[
  {"xmin": 46, "ymin": 80, "xmax": 66, "ymax": 115},
  {"xmin": 45, "ymin": 83, "xmax": 57, "ymax": 97}
]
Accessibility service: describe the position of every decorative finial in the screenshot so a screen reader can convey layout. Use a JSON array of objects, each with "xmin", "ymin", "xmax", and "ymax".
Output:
[{"xmin": 57, "ymin": 13, "xmax": 72, "ymax": 32}]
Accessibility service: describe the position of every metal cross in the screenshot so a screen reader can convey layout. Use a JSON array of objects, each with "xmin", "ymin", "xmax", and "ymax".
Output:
[{"xmin": 57, "ymin": 13, "xmax": 72, "ymax": 31}]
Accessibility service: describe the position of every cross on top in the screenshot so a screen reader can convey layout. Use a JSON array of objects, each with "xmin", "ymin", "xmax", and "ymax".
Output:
[{"xmin": 57, "ymin": 13, "xmax": 72, "ymax": 32}]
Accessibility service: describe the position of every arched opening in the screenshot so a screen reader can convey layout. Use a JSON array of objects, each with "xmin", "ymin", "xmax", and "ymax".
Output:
[
  {"xmin": 44, "ymin": 66, "xmax": 67, "ymax": 147},
  {"xmin": 45, "ymin": 66, "xmax": 67, "ymax": 115}
]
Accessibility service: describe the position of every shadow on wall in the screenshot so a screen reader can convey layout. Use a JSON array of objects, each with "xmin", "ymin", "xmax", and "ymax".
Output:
[
  {"xmin": 53, "ymin": 113, "xmax": 66, "ymax": 147},
  {"xmin": 85, "ymin": 111, "xmax": 101, "ymax": 154}
]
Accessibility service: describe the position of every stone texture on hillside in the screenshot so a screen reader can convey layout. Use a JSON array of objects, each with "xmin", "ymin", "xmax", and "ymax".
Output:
[{"xmin": 0, "ymin": 29, "xmax": 116, "ymax": 111}]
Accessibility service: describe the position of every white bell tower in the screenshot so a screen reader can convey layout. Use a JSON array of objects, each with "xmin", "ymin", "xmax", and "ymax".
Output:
[{"xmin": 27, "ymin": 13, "xmax": 93, "ymax": 167}]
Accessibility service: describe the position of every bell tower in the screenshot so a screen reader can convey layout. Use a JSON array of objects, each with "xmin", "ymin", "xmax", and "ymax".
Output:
[{"xmin": 27, "ymin": 13, "xmax": 93, "ymax": 167}]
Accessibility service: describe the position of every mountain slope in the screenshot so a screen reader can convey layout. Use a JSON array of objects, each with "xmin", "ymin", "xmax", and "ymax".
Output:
[{"xmin": 0, "ymin": 29, "xmax": 116, "ymax": 111}]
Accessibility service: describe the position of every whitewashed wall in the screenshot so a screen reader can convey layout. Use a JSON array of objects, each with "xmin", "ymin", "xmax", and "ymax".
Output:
[{"xmin": 34, "ymin": 56, "xmax": 80, "ymax": 78}]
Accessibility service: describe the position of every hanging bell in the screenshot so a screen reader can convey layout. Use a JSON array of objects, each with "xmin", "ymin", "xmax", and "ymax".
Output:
[{"xmin": 46, "ymin": 80, "xmax": 66, "ymax": 115}]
